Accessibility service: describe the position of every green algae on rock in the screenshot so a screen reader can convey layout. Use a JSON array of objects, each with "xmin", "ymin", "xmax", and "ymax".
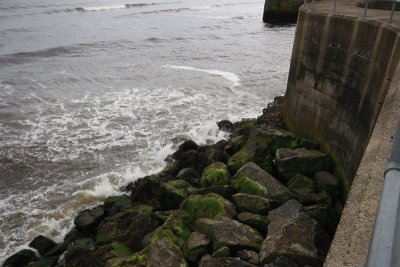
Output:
[
  {"xmin": 200, "ymin": 162, "xmax": 230, "ymax": 187},
  {"xmin": 160, "ymin": 179, "xmax": 196, "ymax": 210}
]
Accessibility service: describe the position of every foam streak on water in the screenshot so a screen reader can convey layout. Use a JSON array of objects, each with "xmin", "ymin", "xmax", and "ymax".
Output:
[{"xmin": 0, "ymin": 0, "xmax": 295, "ymax": 262}]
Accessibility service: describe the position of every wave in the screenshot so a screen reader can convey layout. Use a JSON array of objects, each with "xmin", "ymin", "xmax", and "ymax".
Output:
[
  {"xmin": 140, "ymin": 6, "xmax": 211, "ymax": 14},
  {"xmin": 73, "ymin": 2, "xmax": 180, "ymax": 12},
  {"xmin": 163, "ymin": 65, "xmax": 240, "ymax": 87}
]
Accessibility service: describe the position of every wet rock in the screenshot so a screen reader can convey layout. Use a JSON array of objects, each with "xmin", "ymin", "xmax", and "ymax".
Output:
[
  {"xmin": 27, "ymin": 256, "xmax": 58, "ymax": 267},
  {"xmin": 103, "ymin": 194, "xmax": 132, "ymax": 217},
  {"xmin": 181, "ymin": 193, "xmax": 237, "ymax": 220},
  {"xmin": 160, "ymin": 179, "xmax": 196, "ymax": 210},
  {"xmin": 29, "ymin": 235, "xmax": 57, "ymax": 256},
  {"xmin": 199, "ymin": 257, "xmax": 257, "ymax": 267},
  {"xmin": 172, "ymin": 140, "xmax": 198, "ymax": 160},
  {"xmin": 233, "ymin": 119, "xmax": 257, "ymax": 136},
  {"xmin": 96, "ymin": 205, "xmax": 159, "ymax": 250},
  {"xmin": 256, "ymin": 95, "xmax": 285, "ymax": 128},
  {"xmin": 259, "ymin": 200, "xmax": 331, "ymax": 266},
  {"xmin": 130, "ymin": 175, "xmax": 163, "ymax": 208},
  {"xmin": 3, "ymin": 249, "xmax": 38, "ymax": 267},
  {"xmin": 63, "ymin": 228, "xmax": 86, "ymax": 244},
  {"xmin": 314, "ymin": 171, "xmax": 339, "ymax": 197},
  {"xmin": 263, "ymin": 0, "xmax": 302, "ymax": 23},
  {"xmin": 237, "ymin": 250, "xmax": 259, "ymax": 265},
  {"xmin": 183, "ymin": 232, "xmax": 210, "ymax": 262},
  {"xmin": 224, "ymin": 135, "xmax": 248, "ymax": 155},
  {"xmin": 146, "ymin": 239, "xmax": 187, "ymax": 267},
  {"xmin": 74, "ymin": 206, "xmax": 105, "ymax": 235},
  {"xmin": 201, "ymin": 162, "xmax": 230, "ymax": 187},
  {"xmin": 178, "ymin": 150, "xmax": 199, "ymax": 170},
  {"xmin": 231, "ymin": 162, "xmax": 295, "ymax": 203},
  {"xmin": 217, "ymin": 120, "xmax": 234, "ymax": 133},
  {"xmin": 197, "ymin": 147, "xmax": 230, "ymax": 172},
  {"xmin": 211, "ymin": 246, "xmax": 230, "ymax": 258},
  {"xmin": 195, "ymin": 185, "xmax": 236, "ymax": 199},
  {"xmin": 177, "ymin": 168, "xmax": 200, "ymax": 187},
  {"xmin": 275, "ymin": 148, "xmax": 333, "ymax": 182},
  {"xmin": 195, "ymin": 218, "xmax": 263, "ymax": 252},
  {"xmin": 232, "ymin": 193, "xmax": 275, "ymax": 214},
  {"xmin": 68, "ymin": 238, "xmax": 95, "ymax": 251},
  {"xmin": 236, "ymin": 212, "xmax": 269, "ymax": 235},
  {"xmin": 212, "ymin": 140, "xmax": 229, "ymax": 150}
]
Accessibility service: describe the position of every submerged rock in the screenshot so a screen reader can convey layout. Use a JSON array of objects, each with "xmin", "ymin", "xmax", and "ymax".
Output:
[
  {"xmin": 259, "ymin": 200, "xmax": 331, "ymax": 266},
  {"xmin": 231, "ymin": 162, "xmax": 295, "ymax": 203},
  {"xmin": 275, "ymin": 148, "xmax": 333, "ymax": 182},
  {"xmin": 195, "ymin": 218, "xmax": 263, "ymax": 253}
]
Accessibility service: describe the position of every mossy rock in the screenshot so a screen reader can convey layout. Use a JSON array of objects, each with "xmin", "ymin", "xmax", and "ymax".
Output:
[
  {"xmin": 160, "ymin": 179, "xmax": 196, "ymax": 210},
  {"xmin": 275, "ymin": 148, "xmax": 334, "ymax": 182},
  {"xmin": 181, "ymin": 193, "xmax": 237, "ymax": 221},
  {"xmin": 96, "ymin": 205, "xmax": 159, "ymax": 251},
  {"xmin": 231, "ymin": 193, "xmax": 276, "ymax": 214},
  {"xmin": 201, "ymin": 162, "xmax": 230, "ymax": 187},
  {"xmin": 233, "ymin": 119, "xmax": 257, "ymax": 136},
  {"xmin": 110, "ymin": 250, "xmax": 148, "ymax": 267},
  {"xmin": 147, "ymin": 210, "xmax": 193, "ymax": 247},
  {"xmin": 103, "ymin": 194, "xmax": 132, "ymax": 217},
  {"xmin": 224, "ymin": 135, "xmax": 248, "ymax": 155},
  {"xmin": 194, "ymin": 185, "xmax": 236, "ymax": 199},
  {"xmin": 231, "ymin": 162, "xmax": 295, "ymax": 203},
  {"xmin": 227, "ymin": 144, "xmax": 256, "ymax": 175}
]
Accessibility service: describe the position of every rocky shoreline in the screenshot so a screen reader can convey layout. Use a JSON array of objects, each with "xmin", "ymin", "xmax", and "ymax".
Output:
[{"xmin": 3, "ymin": 96, "xmax": 343, "ymax": 267}]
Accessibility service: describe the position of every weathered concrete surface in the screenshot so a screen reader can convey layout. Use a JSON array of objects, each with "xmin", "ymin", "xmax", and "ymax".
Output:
[{"xmin": 284, "ymin": 2, "xmax": 400, "ymax": 266}]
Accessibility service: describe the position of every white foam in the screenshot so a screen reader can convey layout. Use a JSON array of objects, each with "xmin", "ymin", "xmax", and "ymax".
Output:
[
  {"xmin": 81, "ymin": 5, "xmax": 126, "ymax": 11},
  {"xmin": 164, "ymin": 65, "xmax": 240, "ymax": 87}
]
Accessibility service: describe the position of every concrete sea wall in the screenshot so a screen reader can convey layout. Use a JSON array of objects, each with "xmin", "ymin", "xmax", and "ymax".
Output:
[{"xmin": 284, "ymin": 3, "xmax": 400, "ymax": 266}]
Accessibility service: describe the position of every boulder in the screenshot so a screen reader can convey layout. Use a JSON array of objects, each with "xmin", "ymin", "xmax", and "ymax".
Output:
[
  {"xmin": 237, "ymin": 250, "xmax": 260, "ymax": 265},
  {"xmin": 181, "ymin": 193, "xmax": 237, "ymax": 220},
  {"xmin": 236, "ymin": 212, "xmax": 269, "ymax": 235},
  {"xmin": 177, "ymin": 168, "xmax": 201, "ymax": 187},
  {"xmin": 103, "ymin": 194, "xmax": 132, "ymax": 217},
  {"xmin": 63, "ymin": 227, "xmax": 86, "ymax": 244},
  {"xmin": 259, "ymin": 200, "xmax": 331, "ymax": 266},
  {"xmin": 28, "ymin": 235, "xmax": 57, "ymax": 256},
  {"xmin": 199, "ymin": 257, "xmax": 257, "ymax": 267},
  {"xmin": 146, "ymin": 210, "xmax": 192, "ymax": 248},
  {"xmin": 68, "ymin": 238, "xmax": 95, "ymax": 251},
  {"xmin": 303, "ymin": 204, "xmax": 338, "ymax": 235},
  {"xmin": 233, "ymin": 119, "xmax": 257, "ymax": 136},
  {"xmin": 263, "ymin": 0, "xmax": 302, "ymax": 23},
  {"xmin": 314, "ymin": 171, "xmax": 339, "ymax": 197},
  {"xmin": 27, "ymin": 256, "xmax": 58, "ymax": 267},
  {"xmin": 232, "ymin": 193, "xmax": 276, "ymax": 214},
  {"xmin": 96, "ymin": 205, "xmax": 159, "ymax": 250},
  {"xmin": 274, "ymin": 148, "xmax": 333, "ymax": 182},
  {"xmin": 195, "ymin": 218, "xmax": 263, "ymax": 252},
  {"xmin": 231, "ymin": 162, "xmax": 295, "ymax": 203},
  {"xmin": 171, "ymin": 140, "xmax": 198, "ymax": 160},
  {"xmin": 217, "ymin": 120, "xmax": 234, "ymax": 133},
  {"xmin": 211, "ymin": 246, "xmax": 230, "ymax": 258},
  {"xmin": 130, "ymin": 175, "xmax": 163, "ymax": 208},
  {"xmin": 183, "ymin": 232, "xmax": 210, "ymax": 262},
  {"xmin": 146, "ymin": 239, "xmax": 187, "ymax": 267},
  {"xmin": 212, "ymin": 140, "xmax": 229, "ymax": 150},
  {"xmin": 227, "ymin": 144, "xmax": 256, "ymax": 174},
  {"xmin": 264, "ymin": 255, "xmax": 299, "ymax": 267},
  {"xmin": 201, "ymin": 162, "xmax": 230, "ymax": 187},
  {"xmin": 224, "ymin": 135, "xmax": 248, "ymax": 155},
  {"xmin": 3, "ymin": 249, "xmax": 38, "ymax": 267},
  {"xmin": 195, "ymin": 185, "xmax": 236, "ymax": 199},
  {"xmin": 197, "ymin": 147, "xmax": 230, "ymax": 172},
  {"xmin": 74, "ymin": 206, "xmax": 105, "ymax": 235},
  {"xmin": 178, "ymin": 150, "xmax": 199, "ymax": 170},
  {"xmin": 160, "ymin": 179, "xmax": 196, "ymax": 210},
  {"xmin": 287, "ymin": 173, "xmax": 318, "ymax": 195}
]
